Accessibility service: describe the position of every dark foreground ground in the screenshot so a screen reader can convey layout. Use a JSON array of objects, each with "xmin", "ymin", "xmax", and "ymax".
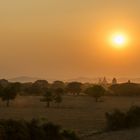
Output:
[{"xmin": 0, "ymin": 95, "xmax": 140, "ymax": 140}]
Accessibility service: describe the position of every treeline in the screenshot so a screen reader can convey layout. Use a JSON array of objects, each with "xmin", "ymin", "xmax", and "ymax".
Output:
[
  {"xmin": 1, "ymin": 79, "xmax": 140, "ymax": 96},
  {"xmin": 0, "ymin": 79, "xmax": 140, "ymax": 107},
  {"xmin": 109, "ymin": 82, "xmax": 140, "ymax": 96}
]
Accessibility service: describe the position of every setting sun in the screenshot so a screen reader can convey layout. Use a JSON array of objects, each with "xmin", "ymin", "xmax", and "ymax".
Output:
[
  {"xmin": 113, "ymin": 35, "xmax": 125, "ymax": 45},
  {"xmin": 109, "ymin": 32, "xmax": 129, "ymax": 48}
]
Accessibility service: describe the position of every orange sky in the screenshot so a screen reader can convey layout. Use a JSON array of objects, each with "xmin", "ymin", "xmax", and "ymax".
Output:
[{"xmin": 0, "ymin": 0, "xmax": 140, "ymax": 79}]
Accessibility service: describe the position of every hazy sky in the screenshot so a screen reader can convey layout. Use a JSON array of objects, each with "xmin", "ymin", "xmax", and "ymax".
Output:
[{"xmin": 1, "ymin": 0, "xmax": 140, "ymax": 79}]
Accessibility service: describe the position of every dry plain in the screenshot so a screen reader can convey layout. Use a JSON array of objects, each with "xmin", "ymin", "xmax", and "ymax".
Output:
[{"xmin": 0, "ymin": 95, "xmax": 140, "ymax": 140}]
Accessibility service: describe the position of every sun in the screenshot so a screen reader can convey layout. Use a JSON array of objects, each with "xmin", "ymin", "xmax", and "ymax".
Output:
[
  {"xmin": 113, "ymin": 35, "xmax": 125, "ymax": 45},
  {"xmin": 110, "ymin": 33, "xmax": 128, "ymax": 48}
]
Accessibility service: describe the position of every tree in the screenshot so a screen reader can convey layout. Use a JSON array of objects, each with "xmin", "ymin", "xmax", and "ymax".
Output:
[
  {"xmin": 85, "ymin": 85, "xmax": 105, "ymax": 102},
  {"xmin": 0, "ymin": 79, "xmax": 9, "ymax": 88},
  {"xmin": 53, "ymin": 88, "xmax": 64, "ymax": 108},
  {"xmin": 0, "ymin": 84, "xmax": 4, "ymax": 97},
  {"xmin": 66, "ymin": 82, "xmax": 82, "ymax": 96},
  {"xmin": 41, "ymin": 89, "xmax": 53, "ymax": 108},
  {"xmin": 54, "ymin": 95, "xmax": 62, "ymax": 108},
  {"xmin": 51, "ymin": 81, "xmax": 65, "ymax": 89},
  {"xmin": 30, "ymin": 80, "xmax": 49, "ymax": 95},
  {"xmin": 1, "ymin": 82, "xmax": 20, "ymax": 107},
  {"xmin": 20, "ymin": 82, "xmax": 33, "ymax": 95}
]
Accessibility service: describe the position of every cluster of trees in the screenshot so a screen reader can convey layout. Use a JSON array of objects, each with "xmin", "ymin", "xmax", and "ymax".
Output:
[
  {"xmin": 109, "ymin": 82, "xmax": 140, "ymax": 96},
  {"xmin": 41, "ymin": 88, "xmax": 64, "ymax": 108},
  {"xmin": 40, "ymin": 84, "xmax": 106, "ymax": 107},
  {"xmin": 0, "ymin": 79, "xmax": 107, "ymax": 107},
  {"xmin": 22, "ymin": 80, "xmax": 65, "ymax": 95},
  {"xmin": 1, "ymin": 78, "xmax": 140, "ymax": 107},
  {"xmin": 0, "ymin": 119, "xmax": 79, "ymax": 140},
  {"xmin": 106, "ymin": 106, "xmax": 140, "ymax": 131}
]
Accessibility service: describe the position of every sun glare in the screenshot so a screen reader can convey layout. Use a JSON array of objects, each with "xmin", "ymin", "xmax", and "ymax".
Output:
[
  {"xmin": 113, "ymin": 35, "xmax": 125, "ymax": 45},
  {"xmin": 109, "ymin": 32, "xmax": 128, "ymax": 48}
]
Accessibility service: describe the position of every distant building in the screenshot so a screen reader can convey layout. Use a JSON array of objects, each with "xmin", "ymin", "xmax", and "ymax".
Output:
[
  {"xmin": 98, "ymin": 78, "xmax": 102, "ymax": 85},
  {"xmin": 102, "ymin": 77, "xmax": 108, "ymax": 85},
  {"xmin": 98, "ymin": 77, "xmax": 108, "ymax": 86},
  {"xmin": 112, "ymin": 78, "xmax": 117, "ymax": 85}
]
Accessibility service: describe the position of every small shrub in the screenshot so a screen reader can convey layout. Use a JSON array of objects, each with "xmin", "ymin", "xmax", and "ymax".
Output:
[
  {"xmin": 126, "ymin": 106, "xmax": 140, "ymax": 128},
  {"xmin": 106, "ymin": 106, "xmax": 140, "ymax": 131},
  {"xmin": 106, "ymin": 109, "xmax": 126, "ymax": 130},
  {"xmin": 42, "ymin": 122, "xmax": 62, "ymax": 140},
  {"xmin": 61, "ymin": 129, "xmax": 80, "ymax": 140},
  {"xmin": 0, "ymin": 120, "xmax": 30, "ymax": 140},
  {"xmin": 27, "ymin": 119, "xmax": 45, "ymax": 140}
]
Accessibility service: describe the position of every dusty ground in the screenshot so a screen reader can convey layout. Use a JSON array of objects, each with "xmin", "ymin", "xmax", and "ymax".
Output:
[
  {"xmin": 83, "ymin": 128, "xmax": 140, "ymax": 140},
  {"xmin": 0, "ymin": 95, "xmax": 140, "ymax": 139}
]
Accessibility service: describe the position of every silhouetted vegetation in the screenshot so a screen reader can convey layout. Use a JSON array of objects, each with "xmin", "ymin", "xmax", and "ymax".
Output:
[
  {"xmin": 40, "ymin": 87, "xmax": 64, "ymax": 108},
  {"xmin": 85, "ymin": 85, "xmax": 105, "ymax": 102},
  {"xmin": 0, "ymin": 82, "xmax": 21, "ymax": 107},
  {"xmin": 53, "ymin": 88, "xmax": 64, "ymax": 107},
  {"xmin": 26, "ymin": 80, "xmax": 49, "ymax": 95},
  {"xmin": 51, "ymin": 81, "xmax": 65, "ymax": 90},
  {"xmin": 0, "ymin": 119, "xmax": 79, "ymax": 140},
  {"xmin": 40, "ymin": 89, "xmax": 54, "ymax": 108},
  {"xmin": 106, "ymin": 106, "xmax": 140, "ymax": 131},
  {"xmin": 1, "ymin": 78, "xmax": 140, "ymax": 139},
  {"xmin": 109, "ymin": 83, "xmax": 140, "ymax": 96},
  {"xmin": 66, "ymin": 82, "xmax": 82, "ymax": 96},
  {"xmin": 106, "ymin": 109, "xmax": 126, "ymax": 130}
]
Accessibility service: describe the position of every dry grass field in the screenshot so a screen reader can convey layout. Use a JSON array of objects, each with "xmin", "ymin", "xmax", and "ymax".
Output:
[{"xmin": 0, "ymin": 95, "xmax": 140, "ymax": 140}]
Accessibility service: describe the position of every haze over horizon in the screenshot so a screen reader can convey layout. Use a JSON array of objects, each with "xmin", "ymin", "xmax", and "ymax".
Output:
[{"xmin": 1, "ymin": 0, "xmax": 140, "ymax": 79}]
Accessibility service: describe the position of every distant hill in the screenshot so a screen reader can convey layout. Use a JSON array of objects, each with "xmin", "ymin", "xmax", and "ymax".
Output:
[
  {"xmin": 117, "ymin": 78, "xmax": 140, "ymax": 83},
  {"xmin": 67, "ymin": 77, "xmax": 100, "ymax": 83},
  {"xmin": 67, "ymin": 77, "xmax": 140, "ymax": 83},
  {"xmin": 8, "ymin": 76, "xmax": 140, "ymax": 84},
  {"xmin": 8, "ymin": 76, "xmax": 56, "ymax": 83},
  {"xmin": 8, "ymin": 76, "xmax": 41, "ymax": 83}
]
